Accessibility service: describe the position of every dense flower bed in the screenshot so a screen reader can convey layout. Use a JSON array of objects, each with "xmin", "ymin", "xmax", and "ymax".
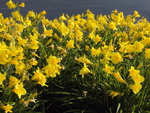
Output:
[{"xmin": 0, "ymin": 0, "xmax": 149, "ymax": 113}]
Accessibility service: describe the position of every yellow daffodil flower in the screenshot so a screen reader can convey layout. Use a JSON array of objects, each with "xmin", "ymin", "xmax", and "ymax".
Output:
[
  {"xmin": 43, "ymin": 28, "xmax": 53, "ymax": 37},
  {"xmin": 0, "ymin": 73, "xmax": 6, "ymax": 85},
  {"xmin": 43, "ymin": 64, "xmax": 61, "ymax": 78},
  {"xmin": 110, "ymin": 52, "xmax": 123, "ymax": 64},
  {"xmin": 46, "ymin": 55, "xmax": 61, "ymax": 65},
  {"xmin": 108, "ymin": 21, "xmax": 117, "ymax": 30},
  {"xmin": 75, "ymin": 56, "xmax": 93, "ymax": 65},
  {"xmin": 15, "ymin": 61, "xmax": 25, "ymax": 74},
  {"xmin": 133, "ymin": 41, "xmax": 144, "ymax": 52},
  {"xmin": 131, "ymin": 74, "xmax": 144, "ymax": 83},
  {"xmin": 125, "ymin": 44, "xmax": 134, "ymax": 53},
  {"xmin": 26, "ymin": 11, "xmax": 36, "ymax": 18},
  {"xmin": 113, "ymin": 71, "xmax": 126, "ymax": 84},
  {"xmin": 18, "ymin": 2, "xmax": 25, "ymax": 8},
  {"xmin": 11, "ymin": 10, "xmax": 21, "ymax": 19},
  {"xmin": 29, "ymin": 34, "xmax": 40, "ymax": 50},
  {"xmin": 133, "ymin": 11, "xmax": 140, "ymax": 17},
  {"xmin": 17, "ymin": 36, "xmax": 27, "ymax": 47},
  {"xmin": 93, "ymin": 35, "xmax": 102, "ymax": 44},
  {"xmin": 66, "ymin": 39, "xmax": 75, "ymax": 49},
  {"xmin": 8, "ymin": 76, "xmax": 20, "ymax": 88},
  {"xmin": 130, "ymin": 83, "xmax": 142, "ymax": 94},
  {"xmin": 28, "ymin": 58, "xmax": 38, "ymax": 66},
  {"xmin": 128, "ymin": 66, "xmax": 140, "ymax": 78},
  {"xmin": 13, "ymin": 82, "xmax": 27, "ymax": 99},
  {"xmin": 59, "ymin": 22, "xmax": 69, "ymax": 36},
  {"xmin": 103, "ymin": 64, "xmax": 114, "ymax": 75},
  {"xmin": 1, "ymin": 104, "xmax": 13, "ymax": 113},
  {"xmin": 145, "ymin": 48, "xmax": 150, "ymax": 59},
  {"xmin": 85, "ymin": 45, "xmax": 90, "ymax": 51},
  {"xmin": 91, "ymin": 47, "xmax": 101, "ymax": 56},
  {"xmin": 6, "ymin": 0, "xmax": 17, "ymax": 9},
  {"xmin": 75, "ymin": 29, "xmax": 83, "ymax": 41},
  {"xmin": 110, "ymin": 91, "xmax": 119, "ymax": 98},
  {"xmin": 79, "ymin": 63, "xmax": 92, "ymax": 78},
  {"xmin": 141, "ymin": 37, "xmax": 150, "ymax": 45},
  {"xmin": 0, "ymin": 42, "xmax": 10, "ymax": 65},
  {"xmin": 32, "ymin": 68, "xmax": 48, "ymax": 87}
]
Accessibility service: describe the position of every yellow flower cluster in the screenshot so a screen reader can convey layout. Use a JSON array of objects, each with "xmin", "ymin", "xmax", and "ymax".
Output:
[
  {"xmin": 0, "ymin": 1, "xmax": 61, "ymax": 112},
  {"xmin": 45, "ymin": 9, "xmax": 148, "ymax": 98},
  {"xmin": 0, "ymin": 0, "xmax": 149, "ymax": 112},
  {"xmin": 129, "ymin": 66, "xmax": 144, "ymax": 94},
  {"xmin": 6, "ymin": 0, "xmax": 25, "ymax": 9}
]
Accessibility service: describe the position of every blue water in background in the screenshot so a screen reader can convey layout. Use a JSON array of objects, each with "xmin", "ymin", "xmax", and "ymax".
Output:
[{"xmin": 0, "ymin": 0, "xmax": 150, "ymax": 21}]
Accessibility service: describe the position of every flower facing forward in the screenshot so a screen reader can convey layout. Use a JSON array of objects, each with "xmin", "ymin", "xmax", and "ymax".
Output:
[
  {"xmin": 91, "ymin": 47, "xmax": 101, "ymax": 56},
  {"xmin": 66, "ymin": 39, "xmax": 75, "ymax": 49},
  {"xmin": 103, "ymin": 64, "xmax": 114, "ymax": 75},
  {"xmin": 108, "ymin": 21, "xmax": 117, "ymax": 30},
  {"xmin": 128, "ymin": 66, "xmax": 140, "ymax": 78},
  {"xmin": 13, "ymin": 82, "xmax": 27, "ymax": 99},
  {"xmin": 32, "ymin": 68, "xmax": 48, "ymax": 86},
  {"xmin": 133, "ymin": 41, "xmax": 144, "ymax": 52},
  {"xmin": 110, "ymin": 52, "xmax": 123, "ymax": 64},
  {"xmin": 8, "ymin": 76, "xmax": 20, "ymax": 88},
  {"xmin": 6, "ymin": 0, "xmax": 16, "ymax": 9}
]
